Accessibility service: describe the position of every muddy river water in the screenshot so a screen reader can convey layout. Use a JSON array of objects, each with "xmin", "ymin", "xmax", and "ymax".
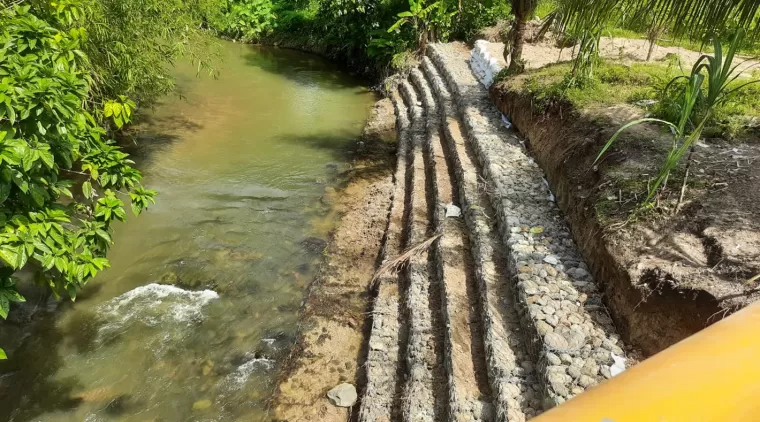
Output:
[{"xmin": 0, "ymin": 42, "xmax": 376, "ymax": 421}]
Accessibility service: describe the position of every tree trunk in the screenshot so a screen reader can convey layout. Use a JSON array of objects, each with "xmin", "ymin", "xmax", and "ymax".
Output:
[
  {"xmin": 508, "ymin": 17, "xmax": 527, "ymax": 73},
  {"xmin": 419, "ymin": 27, "xmax": 429, "ymax": 56},
  {"xmin": 646, "ymin": 27, "xmax": 660, "ymax": 61}
]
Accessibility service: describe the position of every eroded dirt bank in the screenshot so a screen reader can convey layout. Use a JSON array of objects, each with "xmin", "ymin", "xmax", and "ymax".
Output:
[
  {"xmin": 490, "ymin": 86, "xmax": 760, "ymax": 356},
  {"xmin": 270, "ymin": 99, "xmax": 396, "ymax": 421}
]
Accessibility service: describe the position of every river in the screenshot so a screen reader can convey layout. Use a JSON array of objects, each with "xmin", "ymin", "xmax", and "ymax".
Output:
[{"xmin": 0, "ymin": 41, "xmax": 376, "ymax": 421}]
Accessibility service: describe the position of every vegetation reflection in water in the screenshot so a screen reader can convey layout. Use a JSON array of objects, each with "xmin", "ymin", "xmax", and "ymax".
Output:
[{"xmin": 0, "ymin": 42, "xmax": 376, "ymax": 421}]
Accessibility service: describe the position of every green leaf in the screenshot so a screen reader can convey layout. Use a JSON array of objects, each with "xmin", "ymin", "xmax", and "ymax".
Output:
[
  {"xmin": 67, "ymin": 284, "xmax": 77, "ymax": 301},
  {"xmin": 0, "ymin": 248, "xmax": 19, "ymax": 268},
  {"xmin": 41, "ymin": 253, "xmax": 55, "ymax": 270},
  {"xmin": 0, "ymin": 348, "xmax": 6, "ymax": 359},
  {"xmin": 30, "ymin": 185, "xmax": 46, "ymax": 207},
  {"xmin": 82, "ymin": 181, "xmax": 93, "ymax": 199},
  {"xmin": 594, "ymin": 118, "xmax": 678, "ymax": 165},
  {"xmin": 0, "ymin": 182, "xmax": 11, "ymax": 204},
  {"xmin": 95, "ymin": 229, "xmax": 111, "ymax": 243},
  {"xmin": 0, "ymin": 296, "xmax": 8, "ymax": 319},
  {"xmin": 12, "ymin": 172, "xmax": 28, "ymax": 193},
  {"xmin": 49, "ymin": 229, "xmax": 65, "ymax": 246},
  {"xmin": 2, "ymin": 288, "xmax": 25, "ymax": 303},
  {"xmin": 39, "ymin": 150, "xmax": 54, "ymax": 169},
  {"xmin": 16, "ymin": 247, "xmax": 28, "ymax": 269}
]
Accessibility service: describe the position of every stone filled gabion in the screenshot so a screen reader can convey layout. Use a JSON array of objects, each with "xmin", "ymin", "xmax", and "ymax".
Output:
[
  {"xmin": 359, "ymin": 42, "xmax": 627, "ymax": 422},
  {"xmin": 358, "ymin": 90, "xmax": 410, "ymax": 422},
  {"xmin": 428, "ymin": 42, "xmax": 625, "ymax": 407}
]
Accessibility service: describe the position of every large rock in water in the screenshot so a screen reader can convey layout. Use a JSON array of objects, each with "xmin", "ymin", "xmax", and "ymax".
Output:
[{"xmin": 326, "ymin": 383, "xmax": 357, "ymax": 407}]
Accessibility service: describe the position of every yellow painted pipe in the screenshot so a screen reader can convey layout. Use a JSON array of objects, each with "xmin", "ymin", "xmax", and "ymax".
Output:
[{"xmin": 531, "ymin": 301, "xmax": 760, "ymax": 422}]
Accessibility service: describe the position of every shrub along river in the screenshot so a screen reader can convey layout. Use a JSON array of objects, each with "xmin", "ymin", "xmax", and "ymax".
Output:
[{"xmin": 0, "ymin": 41, "xmax": 376, "ymax": 421}]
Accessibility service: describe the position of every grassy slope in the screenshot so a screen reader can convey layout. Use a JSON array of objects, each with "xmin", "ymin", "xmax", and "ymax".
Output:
[{"xmin": 499, "ymin": 58, "xmax": 760, "ymax": 140}]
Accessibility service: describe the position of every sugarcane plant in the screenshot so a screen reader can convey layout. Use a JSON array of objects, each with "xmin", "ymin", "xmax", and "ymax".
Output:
[{"xmin": 594, "ymin": 30, "xmax": 760, "ymax": 213}]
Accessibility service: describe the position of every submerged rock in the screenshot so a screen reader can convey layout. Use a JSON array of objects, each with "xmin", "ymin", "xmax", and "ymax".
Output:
[
  {"xmin": 159, "ymin": 272, "xmax": 179, "ymax": 285},
  {"xmin": 295, "ymin": 263, "xmax": 310, "ymax": 274},
  {"xmin": 192, "ymin": 399, "xmax": 212, "ymax": 410},
  {"xmin": 321, "ymin": 187, "xmax": 337, "ymax": 205},
  {"xmin": 201, "ymin": 359, "xmax": 215, "ymax": 376},
  {"xmin": 326, "ymin": 383, "xmax": 357, "ymax": 407},
  {"xmin": 300, "ymin": 237, "xmax": 327, "ymax": 254}
]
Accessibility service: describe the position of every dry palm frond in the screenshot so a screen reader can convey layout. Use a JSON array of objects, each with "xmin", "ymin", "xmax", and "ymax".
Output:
[
  {"xmin": 746, "ymin": 273, "xmax": 760, "ymax": 285},
  {"xmin": 371, "ymin": 232, "xmax": 443, "ymax": 288}
]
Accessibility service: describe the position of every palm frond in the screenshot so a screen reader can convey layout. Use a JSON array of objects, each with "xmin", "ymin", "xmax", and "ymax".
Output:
[
  {"xmin": 370, "ymin": 232, "xmax": 442, "ymax": 288},
  {"xmin": 629, "ymin": 0, "xmax": 760, "ymax": 40}
]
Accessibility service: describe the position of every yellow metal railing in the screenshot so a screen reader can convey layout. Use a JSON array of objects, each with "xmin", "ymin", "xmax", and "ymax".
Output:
[{"xmin": 532, "ymin": 301, "xmax": 760, "ymax": 422}]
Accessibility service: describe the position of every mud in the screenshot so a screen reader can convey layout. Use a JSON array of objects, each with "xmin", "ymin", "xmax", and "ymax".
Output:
[{"xmin": 270, "ymin": 99, "xmax": 396, "ymax": 421}]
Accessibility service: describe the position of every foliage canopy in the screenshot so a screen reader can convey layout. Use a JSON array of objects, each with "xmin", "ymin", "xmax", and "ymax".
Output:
[{"xmin": 0, "ymin": 0, "xmax": 232, "ymax": 357}]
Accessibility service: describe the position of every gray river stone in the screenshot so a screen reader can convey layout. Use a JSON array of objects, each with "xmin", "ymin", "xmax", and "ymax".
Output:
[{"xmin": 327, "ymin": 383, "xmax": 357, "ymax": 407}]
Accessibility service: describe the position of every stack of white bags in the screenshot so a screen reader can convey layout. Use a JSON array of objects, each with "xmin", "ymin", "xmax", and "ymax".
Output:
[{"xmin": 470, "ymin": 40, "xmax": 505, "ymax": 88}]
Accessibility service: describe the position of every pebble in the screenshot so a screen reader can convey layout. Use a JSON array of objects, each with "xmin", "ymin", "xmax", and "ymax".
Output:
[
  {"xmin": 546, "ymin": 352, "xmax": 561, "ymax": 365},
  {"xmin": 537, "ymin": 320, "xmax": 553, "ymax": 336},
  {"xmin": 578, "ymin": 375, "xmax": 595, "ymax": 387},
  {"xmin": 567, "ymin": 365, "xmax": 582, "ymax": 378},
  {"xmin": 582, "ymin": 359, "xmax": 599, "ymax": 377}
]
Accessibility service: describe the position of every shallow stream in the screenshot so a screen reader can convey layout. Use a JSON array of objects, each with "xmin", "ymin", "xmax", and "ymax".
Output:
[{"xmin": 0, "ymin": 42, "xmax": 376, "ymax": 421}]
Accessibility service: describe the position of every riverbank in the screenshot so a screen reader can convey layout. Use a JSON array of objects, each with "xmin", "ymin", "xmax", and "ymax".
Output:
[
  {"xmin": 270, "ymin": 38, "xmax": 759, "ymax": 422},
  {"xmin": 486, "ymin": 41, "xmax": 760, "ymax": 355},
  {"xmin": 271, "ymin": 99, "xmax": 397, "ymax": 421}
]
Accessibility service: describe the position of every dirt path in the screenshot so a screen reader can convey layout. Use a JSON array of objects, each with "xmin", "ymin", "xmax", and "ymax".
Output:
[
  {"xmin": 270, "ymin": 99, "xmax": 396, "ymax": 422},
  {"xmin": 485, "ymin": 36, "xmax": 760, "ymax": 73}
]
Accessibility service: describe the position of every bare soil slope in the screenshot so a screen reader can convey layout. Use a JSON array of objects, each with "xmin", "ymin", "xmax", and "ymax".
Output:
[{"xmin": 491, "ymin": 80, "xmax": 760, "ymax": 356}]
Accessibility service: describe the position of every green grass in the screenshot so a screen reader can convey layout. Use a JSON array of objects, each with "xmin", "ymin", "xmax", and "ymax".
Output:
[
  {"xmin": 500, "ymin": 59, "xmax": 679, "ymax": 109},
  {"xmin": 498, "ymin": 58, "xmax": 760, "ymax": 140},
  {"xmin": 603, "ymin": 26, "xmax": 642, "ymax": 40},
  {"xmin": 534, "ymin": 0, "xmax": 557, "ymax": 20}
]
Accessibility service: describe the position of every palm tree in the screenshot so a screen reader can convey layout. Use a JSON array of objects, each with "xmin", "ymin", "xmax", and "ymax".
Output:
[
  {"xmin": 630, "ymin": 0, "xmax": 760, "ymax": 39},
  {"xmin": 505, "ymin": 0, "xmax": 537, "ymax": 73}
]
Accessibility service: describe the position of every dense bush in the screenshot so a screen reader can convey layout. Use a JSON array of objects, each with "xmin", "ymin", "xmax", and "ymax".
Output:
[
  {"xmin": 219, "ymin": 0, "xmax": 278, "ymax": 41},
  {"xmin": 248, "ymin": 0, "xmax": 512, "ymax": 77},
  {"xmin": 28, "ymin": 0, "xmax": 224, "ymax": 108}
]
